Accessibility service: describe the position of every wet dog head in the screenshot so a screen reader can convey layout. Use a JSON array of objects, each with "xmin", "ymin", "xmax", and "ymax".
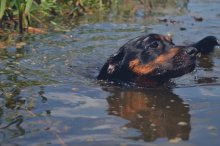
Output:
[{"xmin": 97, "ymin": 33, "xmax": 217, "ymax": 86}]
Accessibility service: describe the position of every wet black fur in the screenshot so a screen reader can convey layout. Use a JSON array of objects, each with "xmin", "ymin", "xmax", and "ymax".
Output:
[{"xmin": 97, "ymin": 34, "xmax": 219, "ymax": 86}]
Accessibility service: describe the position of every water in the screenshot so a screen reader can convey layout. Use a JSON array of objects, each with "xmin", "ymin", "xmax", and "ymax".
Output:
[{"xmin": 0, "ymin": 0, "xmax": 220, "ymax": 146}]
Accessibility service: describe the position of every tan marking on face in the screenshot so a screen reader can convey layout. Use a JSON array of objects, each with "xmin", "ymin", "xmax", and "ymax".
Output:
[
  {"xmin": 129, "ymin": 48, "xmax": 180, "ymax": 75},
  {"xmin": 129, "ymin": 59, "xmax": 155, "ymax": 75}
]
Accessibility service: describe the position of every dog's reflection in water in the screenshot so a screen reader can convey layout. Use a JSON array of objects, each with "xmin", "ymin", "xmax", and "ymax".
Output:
[{"xmin": 106, "ymin": 88, "xmax": 191, "ymax": 142}]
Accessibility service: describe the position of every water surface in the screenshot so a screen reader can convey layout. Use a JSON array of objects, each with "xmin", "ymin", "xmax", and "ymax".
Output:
[{"xmin": 0, "ymin": 0, "xmax": 220, "ymax": 146}]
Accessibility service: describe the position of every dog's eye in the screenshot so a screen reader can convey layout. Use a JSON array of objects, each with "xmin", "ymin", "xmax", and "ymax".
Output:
[{"xmin": 149, "ymin": 41, "xmax": 160, "ymax": 48}]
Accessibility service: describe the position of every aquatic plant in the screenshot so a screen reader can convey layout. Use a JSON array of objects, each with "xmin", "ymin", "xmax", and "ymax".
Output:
[
  {"xmin": 0, "ymin": 0, "xmax": 115, "ymax": 33},
  {"xmin": 0, "ymin": 0, "xmax": 184, "ymax": 34},
  {"xmin": 0, "ymin": 0, "xmax": 33, "ymax": 33}
]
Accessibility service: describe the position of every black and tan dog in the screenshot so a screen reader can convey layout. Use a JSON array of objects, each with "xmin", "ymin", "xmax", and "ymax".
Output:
[{"xmin": 97, "ymin": 33, "xmax": 219, "ymax": 87}]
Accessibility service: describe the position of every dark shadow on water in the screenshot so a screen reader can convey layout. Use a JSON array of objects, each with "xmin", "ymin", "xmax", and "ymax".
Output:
[
  {"xmin": 195, "ymin": 54, "xmax": 218, "ymax": 84},
  {"xmin": 104, "ymin": 87, "xmax": 191, "ymax": 142}
]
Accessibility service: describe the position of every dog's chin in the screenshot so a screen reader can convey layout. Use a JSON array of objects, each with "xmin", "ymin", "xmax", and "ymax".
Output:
[
  {"xmin": 167, "ymin": 62, "xmax": 196, "ymax": 78},
  {"xmin": 151, "ymin": 51, "xmax": 196, "ymax": 80},
  {"xmin": 153, "ymin": 60, "xmax": 196, "ymax": 80},
  {"xmin": 171, "ymin": 52, "xmax": 197, "ymax": 78},
  {"xmin": 167, "ymin": 50, "xmax": 196, "ymax": 78}
]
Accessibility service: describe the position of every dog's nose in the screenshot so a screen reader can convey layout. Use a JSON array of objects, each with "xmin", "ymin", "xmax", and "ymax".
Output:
[{"xmin": 185, "ymin": 47, "xmax": 198, "ymax": 56}]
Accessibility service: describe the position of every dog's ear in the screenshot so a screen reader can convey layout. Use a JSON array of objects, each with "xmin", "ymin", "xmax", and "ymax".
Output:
[{"xmin": 97, "ymin": 47, "xmax": 125, "ymax": 80}]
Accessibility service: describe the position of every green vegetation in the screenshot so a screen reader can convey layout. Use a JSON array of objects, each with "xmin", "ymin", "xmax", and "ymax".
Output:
[
  {"xmin": 0, "ymin": 0, "xmax": 33, "ymax": 33},
  {"xmin": 0, "ymin": 0, "xmax": 184, "ymax": 34},
  {"xmin": 0, "ymin": 0, "xmax": 114, "ymax": 33}
]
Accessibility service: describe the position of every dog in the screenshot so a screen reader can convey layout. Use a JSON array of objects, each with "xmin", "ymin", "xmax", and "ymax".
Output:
[{"xmin": 97, "ymin": 33, "xmax": 219, "ymax": 87}]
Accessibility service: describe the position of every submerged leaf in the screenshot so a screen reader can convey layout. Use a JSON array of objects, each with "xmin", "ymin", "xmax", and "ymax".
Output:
[{"xmin": 28, "ymin": 27, "xmax": 46, "ymax": 34}]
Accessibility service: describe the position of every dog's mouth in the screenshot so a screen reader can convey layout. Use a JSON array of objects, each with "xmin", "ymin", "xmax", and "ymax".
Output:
[{"xmin": 153, "ymin": 48, "xmax": 196, "ymax": 79}]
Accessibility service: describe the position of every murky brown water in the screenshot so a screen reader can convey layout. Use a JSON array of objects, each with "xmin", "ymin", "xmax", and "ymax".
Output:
[{"xmin": 0, "ymin": 0, "xmax": 220, "ymax": 146}]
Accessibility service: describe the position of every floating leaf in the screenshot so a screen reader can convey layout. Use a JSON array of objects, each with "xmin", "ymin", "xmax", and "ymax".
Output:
[
  {"xmin": 28, "ymin": 27, "xmax": 46, "ymax": 34},
  {"xmin": 0, "ymin": 42, "xmax": 7, "ymax": 49},
  {"xmin": 16, "ymin": 42, "xmax": 26, "ymax": 48}
]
